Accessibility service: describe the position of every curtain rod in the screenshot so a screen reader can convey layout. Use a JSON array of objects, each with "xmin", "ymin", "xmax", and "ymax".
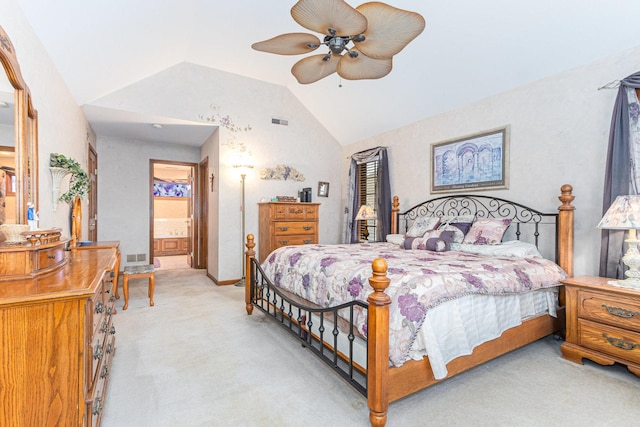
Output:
[
  {"xmin": 346, "ymin": 146, "xmax": 389, "ymax": 159},
  {"xmin": 598, "ymin": 79, "xmax": 620, "ymax": 90}
]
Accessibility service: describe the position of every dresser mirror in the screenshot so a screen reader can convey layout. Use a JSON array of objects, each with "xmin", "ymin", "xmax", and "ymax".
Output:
[{"xmin": 0, "ymin": 25, "xmax": 39, "ymax": 226}]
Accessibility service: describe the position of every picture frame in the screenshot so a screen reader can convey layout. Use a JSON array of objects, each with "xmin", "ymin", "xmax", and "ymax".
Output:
[
  {"xmin": 318, "ymin": 181, "xmax": 329, "ymax": 197},
  {"xmin": 431, "ymin": 126, "xmax": 509, "ymax": 193}
]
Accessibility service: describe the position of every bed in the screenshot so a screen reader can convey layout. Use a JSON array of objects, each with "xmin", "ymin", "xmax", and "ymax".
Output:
[{"xmin": 243, "ymin": 184, "xmax": 575, "ymax": 427}]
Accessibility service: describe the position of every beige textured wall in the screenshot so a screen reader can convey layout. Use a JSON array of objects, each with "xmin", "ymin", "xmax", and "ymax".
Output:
[{"xmin": 343, "ymin": 45, "xmax": 640, "ymax": 277}]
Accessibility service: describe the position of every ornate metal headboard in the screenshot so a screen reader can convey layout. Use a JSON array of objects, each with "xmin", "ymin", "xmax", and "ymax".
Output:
[{"xmin": 396, "ymin": 194, "xmax": 560, "ymax": 261}]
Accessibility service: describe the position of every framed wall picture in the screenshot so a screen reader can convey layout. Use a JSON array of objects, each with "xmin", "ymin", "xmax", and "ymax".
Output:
[
  {"xmin": 431, "ymin": 126, "xmax": 509, "ymax": 193},
  {"xmin": 318, "ymin": 181, "xmax": 329, "ymax": 197}
]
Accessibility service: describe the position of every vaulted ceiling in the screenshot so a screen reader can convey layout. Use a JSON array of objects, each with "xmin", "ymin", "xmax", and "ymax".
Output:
[{"xmin": 16, "ymin": 0, "xmax": 640, "ymax": 146}]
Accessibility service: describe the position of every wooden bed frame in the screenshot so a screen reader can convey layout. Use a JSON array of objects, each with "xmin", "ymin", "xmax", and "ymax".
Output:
[{"xmin": 243, "ymin": 184, "xmax": 575, "ymax": 427}]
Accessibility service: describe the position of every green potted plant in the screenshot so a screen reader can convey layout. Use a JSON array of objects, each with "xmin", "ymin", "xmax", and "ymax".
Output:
[{"xmin": 49, "ymin": 153, "xmax": 91, "ymax": 204}]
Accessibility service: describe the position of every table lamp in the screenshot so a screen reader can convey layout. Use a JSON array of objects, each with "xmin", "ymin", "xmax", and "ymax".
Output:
[
  {"xmin": 597, "ymin": 194, "xmax": 640, "ymax": 289},
  {"xmin": 355, "ymin": 205, "xmax": 377, "ymax": 242}
]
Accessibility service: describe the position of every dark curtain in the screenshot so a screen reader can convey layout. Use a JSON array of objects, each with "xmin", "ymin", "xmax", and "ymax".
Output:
[
  {"xmin": 375, "ymin": 149, "xmax": 392, "ymax": 241},
  {"xmin": 344, "ymin": 147, "xmax": 391, "ymax": 243},
  {"xmin": 599, "ymin": 72, "xmax": 640, "ymax": 278}
]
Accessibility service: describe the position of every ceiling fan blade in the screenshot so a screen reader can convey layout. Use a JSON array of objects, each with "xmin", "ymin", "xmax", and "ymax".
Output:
[
  {"xmin": 291, "ymin": 54, "xmax": 339, "ymax": 84},
  {"xmin": 291, "ymin": 0, "xmax": 367, "ymax": 36},
  {"xmin": 252, "ymin": 33, "xmax": 321, "ymax": 55},
  {"xmin": 337, "ymin": 51, "xmax": 392, "ymax": 80},
  {"xmin": 354, "ymin": 2, "xmax": 425, "ymax": 59}
]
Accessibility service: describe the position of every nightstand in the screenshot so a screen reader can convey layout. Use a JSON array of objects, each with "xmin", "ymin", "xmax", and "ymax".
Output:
[{"xmin": 561, "ymin": 276, "xmax": 640, "ymax": 377}]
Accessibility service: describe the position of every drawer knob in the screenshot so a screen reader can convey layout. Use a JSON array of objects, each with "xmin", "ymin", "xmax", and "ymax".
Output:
[
  {"xmin": 95, "ymin": 301, "xmax": 105, "ymax": 314},
  {"xmin": 602, "ymin": 304, "xmax": 639, "ymax": 319},
  {"xmin": 92, "ymin": 397, "xmax": 103, "ymax": 416},
  {"xmin": 93, "ymin": 345, "xmax": 103, "ymax": 360},
  {"xmin": 303, "ymin": 226, "xmax": 312, "ymax": 231},
  {"xmin": 602, "ymin": 333, "xmax": 640, "ymax": 351},
  {"xmin": 279, "ymin": 240, "xmax": 289, "ymax": 245},
  {"xmin": 48, "ymin": 254, "xmax": 56, "ymax": 259},
  {"xmin": 303, "ymin": 240, "xmax": 313, "ymax": 244},
  {"xmin": 278, "ymin": 226, "xmax": 289, "ymax": 231}
]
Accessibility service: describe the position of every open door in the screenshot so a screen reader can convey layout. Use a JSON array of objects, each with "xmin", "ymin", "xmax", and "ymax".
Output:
[{"xmin": 187, "ymin": 168, "xmax": 193, "ymax": 267}]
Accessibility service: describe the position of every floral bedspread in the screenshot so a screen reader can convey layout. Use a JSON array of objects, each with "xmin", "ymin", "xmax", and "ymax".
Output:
[{"xmin": 261, "ymin": 242, "xmax": 567, "ymax": 367}]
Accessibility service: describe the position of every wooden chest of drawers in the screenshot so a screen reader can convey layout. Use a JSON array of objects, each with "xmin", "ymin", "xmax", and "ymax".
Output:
[
  {"xmin": 258, "ymin": 202, "xmax": 320, "ymax": 262},
  {"xmin": 0, "ymin": 248, "xmax": 118, "ymax": 426},
  {"xmin": 561, "ymin": 276, "xmax": 640, "ymax": 377}
]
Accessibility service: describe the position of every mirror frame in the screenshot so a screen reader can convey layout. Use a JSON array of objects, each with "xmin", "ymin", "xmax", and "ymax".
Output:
[{"xmin": 0, "ymin": 25, "xmax": 38, "ymax": 224}]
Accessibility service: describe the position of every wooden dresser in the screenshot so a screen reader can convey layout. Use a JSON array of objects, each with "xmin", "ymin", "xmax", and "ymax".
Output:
[
  {"xmin": 0, "ymin": 246, "xmax": 118, "ymax": 426},
  {"xmin": 258, "ymin": 202, "xmax": 320, "ymax": 262},
  {"xmin": 561, "ymin": 276, "xmax": 640, "ymax": 377}
]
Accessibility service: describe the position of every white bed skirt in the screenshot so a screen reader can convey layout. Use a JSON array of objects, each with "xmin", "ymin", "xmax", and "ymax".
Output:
[{"xmin": 310, "ymin": 288, "xmax": 558, "ymax": 380}]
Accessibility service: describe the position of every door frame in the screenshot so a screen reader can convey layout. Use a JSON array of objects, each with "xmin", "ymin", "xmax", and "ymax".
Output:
[
  {"xmin": 88, "ymin": 144, "xmax": 98, "ymax": 242},
  {"xmin": 149, "ymin": 159, "xmax": 205, "ymax": 268}
]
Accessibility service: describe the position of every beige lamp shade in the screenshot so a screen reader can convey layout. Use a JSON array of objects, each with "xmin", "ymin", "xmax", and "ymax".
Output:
[
  {"xmin": 355, "ymin": 205, "xmax": 377, "ymax": 220},
  {"xmin": 597, "ymin": 195, "xmax": 640, "ymax": 230}
]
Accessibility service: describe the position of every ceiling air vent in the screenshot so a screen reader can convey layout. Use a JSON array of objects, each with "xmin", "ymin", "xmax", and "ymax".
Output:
[{"xmin": 271, "ymin": 118, "xmax": 288, "ymax": 126}]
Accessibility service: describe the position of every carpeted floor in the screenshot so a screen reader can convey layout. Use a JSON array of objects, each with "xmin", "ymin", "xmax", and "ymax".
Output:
[{"xmin": 102, "ymin": 269, "xmax": 640, "ymax": 427}]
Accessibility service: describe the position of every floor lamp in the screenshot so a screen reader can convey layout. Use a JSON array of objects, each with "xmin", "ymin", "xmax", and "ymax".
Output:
[{"xmin": 234, "ymin": 164, "xmax": 253, "ymax": 287}]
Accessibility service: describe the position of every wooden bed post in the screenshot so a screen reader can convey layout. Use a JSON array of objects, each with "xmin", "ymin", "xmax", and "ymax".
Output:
[
  {"xmin": 557, "ymin": 184, "xmax": 575, "ymax": 278},
  {"xmin": 391, "ymin": 196, "xmax": 400, "ymax": 235},
  {"xmin": 245, "ymin": 234, "xmax": 256, "ymax": 315},
  {"xmin": 367, "ymin": 258, "xmax": 391, "ymax": 427}
]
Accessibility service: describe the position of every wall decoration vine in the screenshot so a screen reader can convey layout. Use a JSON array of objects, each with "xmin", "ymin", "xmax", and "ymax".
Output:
[
  {"xmin": 198, "ymin": 104, "xmax": 252, "ymax": 153},
  {"xmin": 260, "ymin": 165, "xmax": 305, "ymax": 181}
]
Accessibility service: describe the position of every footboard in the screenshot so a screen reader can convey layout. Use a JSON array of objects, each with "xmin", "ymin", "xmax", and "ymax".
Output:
[{"xmin": 244, "ymin": 235, "xmax": 371, "ymax": 396}]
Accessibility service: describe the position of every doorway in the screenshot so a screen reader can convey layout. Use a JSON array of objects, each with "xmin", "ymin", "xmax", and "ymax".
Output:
[{"xmin": 150, "ymin": 160, "xmax": 199, "ymax": 271}]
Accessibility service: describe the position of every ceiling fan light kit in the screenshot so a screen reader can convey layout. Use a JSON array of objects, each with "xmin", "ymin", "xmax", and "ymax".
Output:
[{"xmin": 252, "ymin": 0, "xmax": 425, "ymax": 84}]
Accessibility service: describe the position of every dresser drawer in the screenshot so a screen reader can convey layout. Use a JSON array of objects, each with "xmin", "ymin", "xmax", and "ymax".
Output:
[
  {"xmin": 273, "ymin": 221, "xmax": 316, "ymax": 236},
  {"xmin": 579, "ymin": 319, "xmax": 640, "ymax": 364},
  {"xmin": 273, "ymin": 204, "xmax": 318, "ymax": 220},
  {"xmin": 579, "ymin": 290, "xmax": 640, "ymax": 332},
  {"xmin": 37, "ymin": 246, "xmax": 65, "ymax": 270},
  {"xmin": 86, "ymin": 333, "xmax": 115, "ymax": 427},
  {"xmin": 274, "ymin": 235, "xmax": 317, "ymax": 249}
]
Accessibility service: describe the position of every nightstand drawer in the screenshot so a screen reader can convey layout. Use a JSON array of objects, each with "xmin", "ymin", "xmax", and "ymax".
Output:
[
  {"xmin": 579, "ymin": 319, "xmax": 640, "ymax": 364},
  {"xmin": 579, "ymin": 290, "xmax": 640, "ymax": 332},
  {"xmin": 274, "ymin": 235, "xmax": 316, "ymax": 249},
  {"xmin": 273, "ymin": 222, "xmax": 316, "ymax": 236}
]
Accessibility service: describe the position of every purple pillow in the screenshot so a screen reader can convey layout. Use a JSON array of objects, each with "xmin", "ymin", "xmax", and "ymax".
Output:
[{"xmin": 403, "ymin": 230, "xmax": 455, "ymax": 252}]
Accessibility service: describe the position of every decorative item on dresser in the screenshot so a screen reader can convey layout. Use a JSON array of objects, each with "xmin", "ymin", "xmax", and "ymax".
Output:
[
  {"xmin": 0, "ymin": 245, "xmax": 119, "ymax": 426},
  {"xmin": 258, "ymin": 201, "xmax": 320, "ymax": 263},
  {"xmin": 561, "ymin": 276, "xmax": 640, "ymax": 377},
  {"xmin": 0, "ymin": 228, "xmax": 67, "ymax": 281}
]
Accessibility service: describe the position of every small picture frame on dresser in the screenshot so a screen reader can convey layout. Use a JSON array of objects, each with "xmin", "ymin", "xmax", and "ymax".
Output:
[{"xmin": 318, "ymin": 181, "xmax": 329, "ymax": 197}]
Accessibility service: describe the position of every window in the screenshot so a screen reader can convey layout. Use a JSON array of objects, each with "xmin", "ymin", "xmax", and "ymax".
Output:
[{"xmin": 357, "ymin": 158, "xmax": 379, "ymax": 241}]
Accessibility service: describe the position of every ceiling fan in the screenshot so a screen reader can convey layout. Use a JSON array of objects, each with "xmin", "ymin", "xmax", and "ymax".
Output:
[{"xmin": 251, "ymin": 0, "xmax": 425, "ymax": 84}]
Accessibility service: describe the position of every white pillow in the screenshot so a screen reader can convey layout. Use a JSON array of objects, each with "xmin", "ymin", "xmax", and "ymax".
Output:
[
  {"xmin": 450, "ymin": 240, "xmax": 543, "ymax": 258},
  {"xmin": 386, "ymin": 234, "xmax": 405, "ymax": 245},
  {"xmin": 406, "ymin": 217, "xmax": 441, "ymax": 237}
]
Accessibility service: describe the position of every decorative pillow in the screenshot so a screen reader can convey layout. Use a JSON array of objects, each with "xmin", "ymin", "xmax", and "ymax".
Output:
[
  {"xmin": 403, "ymin": 230, "xmax": 455, "ymax": 252},
  {"xmin": 436, "ymin": 215, "xmax": 475, "ymax": 243},
  {"xmin": 386, "ymin": 234, "xmax": 405, "ymax": 246},
  {"xmin": 451, "ymin": 240, "xmax": 543, "ymax": 257},
  {"xmin": 462, "ymin": 218, "xmax": 512, "ymax": 245},
  {"xmin": 405, "ymin": 216, "xmax": 441, "ymax": 238}
]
